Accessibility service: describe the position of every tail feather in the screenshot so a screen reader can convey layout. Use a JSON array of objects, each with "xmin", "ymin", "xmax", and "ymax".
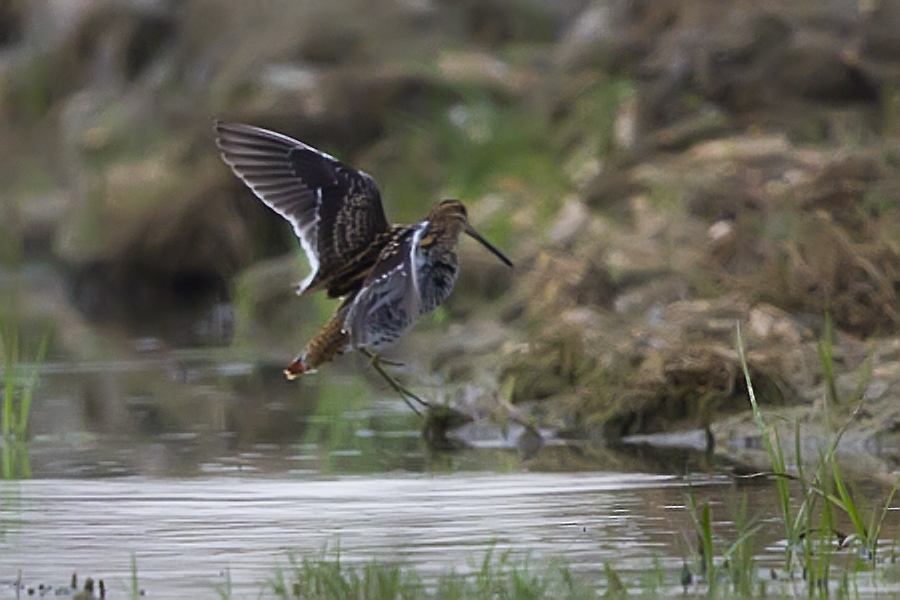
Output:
[{"xmin": 284, "ymin": 297, "xmax": 353, "ymax": 379}]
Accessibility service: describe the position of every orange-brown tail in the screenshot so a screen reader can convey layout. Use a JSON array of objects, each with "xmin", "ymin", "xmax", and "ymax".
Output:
[{"xmin": 284, "ymin": 299, "xmax": 353, "ymax": 379}]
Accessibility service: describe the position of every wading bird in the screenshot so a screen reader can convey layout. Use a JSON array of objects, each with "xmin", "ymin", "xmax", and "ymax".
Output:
[{"xmin": 214, "ymin": 122, "xmax": 513, "ymax": 412}]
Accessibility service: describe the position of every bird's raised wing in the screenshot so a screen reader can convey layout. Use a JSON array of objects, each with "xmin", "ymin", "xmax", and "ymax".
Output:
[
  {"xmin": 343, "ymin": 223, "xmax": 427, "ymax": 349},
  {"xmin": 214, "ymin": 121, "xmax": 390, "ymax": 295}
]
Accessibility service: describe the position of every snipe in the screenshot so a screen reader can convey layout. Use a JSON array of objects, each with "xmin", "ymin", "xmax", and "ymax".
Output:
[{"xmin": 214, "ymin": 122, "xmax": 512, "ymax": 411}]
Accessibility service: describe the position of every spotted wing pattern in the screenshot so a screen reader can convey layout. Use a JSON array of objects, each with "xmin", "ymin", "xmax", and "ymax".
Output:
[
  {"xmin": 214, "ymin": 121, "xmax": 390, "ymax": 296},
  {"xmin": 343, "ymin": 222, "xmax": 428, "ymax": 349}
]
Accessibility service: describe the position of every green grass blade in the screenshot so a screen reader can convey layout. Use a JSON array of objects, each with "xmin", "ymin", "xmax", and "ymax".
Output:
[
  {"xmin": 1, "ymin": 316, "xmax": 16, "ymax": 440},
  {"xmin": 736, "ymin": 323, "xmax": 787, "ymax": 477},
  {"xmin": 603, "ymin": 561, "xmax": 627, "ymax": 598},
  {"xmin": 848, "ymin": 348, "xmax": 874, "ymax": 406},
  {"xmin": 701, "ymin": 501, "xmax": 714, "ymax": 589},
  {"xmin": 869, "ymin": 485, "xmax": 898, "ymax": 560},
  {"xmin": 772, "ymin": 427, "xmax": 793, "ymax": 524},
  {"xmin": 131, "ymin": 552, "xmax": 141, "ymax": 600},
  {"xmin": 722, "ymin": 524, "xmax": 762, "ymax": 561},
  {"xmin": 1, "ymin": 443, "xmax": 11, "ymax": 480},
  {"xmin": 215, "ymin": 567, "xmax": 232, "ymax": 599},
  {"xmin": 739, "ymin": 323, "xmax": 797, "ymax": 568},
  {"xmin": 17, "ymin": 330, "xmax": 48, "ymax": 438},
  {"xmin": 831, "ymin": 461, "xmax": 867, "ymax": 542},
  {"xmin": 817, "ymin": 312, "xmax": 840, "ymax": 406},
  {"xmin": 815, "ymin": 481, "xmax": 835, "ymax": 598}
]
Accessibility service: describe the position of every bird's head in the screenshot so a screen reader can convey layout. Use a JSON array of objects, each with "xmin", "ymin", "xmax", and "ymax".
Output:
[{"xmin": 429, "ymin": 200, "xmax": 512, "ymax": 267}]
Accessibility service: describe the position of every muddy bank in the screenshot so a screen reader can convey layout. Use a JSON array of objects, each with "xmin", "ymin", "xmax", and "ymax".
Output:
[{"xmin": 437, "ymin": 133, "xmax": 900, "ymax": 474}]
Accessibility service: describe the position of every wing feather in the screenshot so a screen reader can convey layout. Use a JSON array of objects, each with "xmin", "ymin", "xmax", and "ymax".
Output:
[{"xmin": 214, "ymin": 121, "xmax": 390, "ymax": 295}]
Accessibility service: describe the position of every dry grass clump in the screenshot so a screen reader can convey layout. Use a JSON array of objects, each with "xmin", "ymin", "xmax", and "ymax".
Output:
[{"xmin": 704, "ymin": 153, "xmax": 900, "ymax": 337}]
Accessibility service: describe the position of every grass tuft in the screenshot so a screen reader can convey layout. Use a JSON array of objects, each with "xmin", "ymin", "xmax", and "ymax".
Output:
[
  {"xmin": 0, "ymin": 312, "xmax": 48, "ymax": 441},
  {"xmin": 736, "ymin": 322, "xmax": 796, "ymax": 569},
  {"xmin": 269, "ymin": 546, "xmax": 597, "ymax": 600},
  {"xmin": 736, "ymin": 318, "xmax": 899, "ymax": 586}
]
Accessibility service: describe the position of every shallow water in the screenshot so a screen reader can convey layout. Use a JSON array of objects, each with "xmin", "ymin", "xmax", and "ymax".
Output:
[
  {"xmin": 0, "ymin": 473, "xmax": 752, "ymax": 599},
  {"xmin": 2, "ymin": 468, "xmax": 898, "ymax": 599},
  {"xmin": 1, "ymin": 267, "xmax": 899, "ymax": 599},
  {"xmin": 3, "ymin": 435, "xmax": 899, "ymax": 600}
]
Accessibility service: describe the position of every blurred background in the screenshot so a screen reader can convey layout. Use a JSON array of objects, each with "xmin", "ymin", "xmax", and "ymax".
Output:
[
  {"xmin": 1, "ymin": 0, "xmax": 900, "ymax": 474},
  {"xmin": 3, "ymin": 1, "xmax": 900, "ymax": 598}
]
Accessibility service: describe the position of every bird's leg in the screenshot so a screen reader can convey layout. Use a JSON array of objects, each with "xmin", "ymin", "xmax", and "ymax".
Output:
[
  {"xmin": 372, "ymin": 356, "xmax": 425, "ymax": 416},
  {"xmin": 375, "ymin": 356, "xmax": 406, "ymax": 367},
  {"xmin": 358, "ymin": 348, "xmax": 430, "ymax": 414}
]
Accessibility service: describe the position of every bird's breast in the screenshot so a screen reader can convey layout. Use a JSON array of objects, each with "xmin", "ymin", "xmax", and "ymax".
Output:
[{"xmin": 416, "ymin": 252, "xmax": 459, "ymax": 314}]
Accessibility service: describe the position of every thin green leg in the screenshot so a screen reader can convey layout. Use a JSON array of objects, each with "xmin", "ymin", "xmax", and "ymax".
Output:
[{"xmin": 358, "ymin": 348, "xmax": 430, "ymax": 415}]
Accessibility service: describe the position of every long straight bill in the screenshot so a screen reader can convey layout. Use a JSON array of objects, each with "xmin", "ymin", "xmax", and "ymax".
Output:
[{"xmin": 464, "ymin": 224, "xmax": 513, "ymax": 267}]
